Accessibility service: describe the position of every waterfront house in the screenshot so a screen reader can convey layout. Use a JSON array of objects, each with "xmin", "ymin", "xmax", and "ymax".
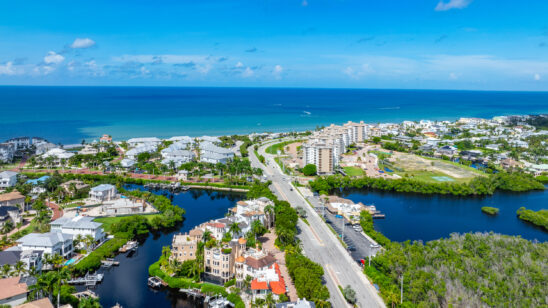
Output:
[
  {"xmin": 125, "ymin": 144, "xmax": 157, "ymax": 160},
  {"xmin": 176, "ymin": 170, "xmax": 189, "ymax": 181},
  {"xmin": 102, "ymin": 198, "xmax": 146, "ymax": 216},
  {"xmin": 171, "ymin": 233, "xmax": 198, "ymax": 262},
  {"xmin": 0, "ymin": 276, "xmax": 32, "ymax": 307},
  {"xmin": 199, "ymin": 142, "xmax": 234, "ymax": 164},
  {"xmin": 0, "ymin": 250, "xmax": 43, "ymax": 273},
  {"xmin": 50, "ymin": 216, "xmax": 105, "ymax": 242},
  {"xmin": 89, "ymin": 184, "xmax": 117, "ymax": 202},
  {"xmin": 78, "ymin": 144, "xmax": 99, "ymax": 155},
  {"xmin": 41, "ymin": 148, "xmax": 75, "ymax": 163},
  {"xmin": 6, "ymin": 137, "xmax": 31, "ymax": 151},
  {"xmin": 0, "ymin": 171, "xmax": 18, "ymax": 189},
  {"xmin": 17, "ymin": 231, "xmax": 73, "ymax": 258},
  {"xmin": 0, "ymin": 191, "xmax": 25, "ymax": 208},
  {"xmin": 437, "ymin": 145, "xmax": 458, "ymax": 156},
  {"xmin": 100, "ymin": 134, "xmax": 112, "ymax": 143},
  {"xmin": 250, "ymin": 262, "xmax": 286, "ymax": 300}
]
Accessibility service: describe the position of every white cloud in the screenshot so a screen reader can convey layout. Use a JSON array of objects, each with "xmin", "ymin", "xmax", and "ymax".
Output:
[
  {"xmin": 273, "ymin": 65, "xmax": 283, "ymax": 79},
  {"xmin": 0, "ymin": 62, "xmax": 16, "ymax": 75},
  {"xmin": 449, "ymin": 72, "xmax": 459, "ymax": 80},
  {"xmin": 235, "ymin": 61, "xmax": 244, "ymax": 68},
  {"xmin": 113, "ymin": 54, "xmax": 214, "ymax": 64},
  {"xmin": 242, "ymin": 67, "xmax": 254, "ymax": 77},
  {"xmin": 435, "ymin": 0, "xmax": 472, "ymax": 11},
  {"xmin": 343, "ymin": 63, "xmax": 375, "ymax": 79},
  {"xmin": 44, "ymin": 51, "xmax": 65, "ymax": 64},
  {"xmin": 534, "ymin": 73, "xmax": 541, "ymax": 81},
  {"xmin": 70, "ymin": 38, "xmax": 96, "ymax": 49}
]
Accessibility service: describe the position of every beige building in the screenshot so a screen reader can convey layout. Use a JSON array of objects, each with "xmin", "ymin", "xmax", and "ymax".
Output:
[
  {"xmin": 171, "ymin": 233, "xmax": 198, "ymax": 263},
  {"xmin": 204, "ymin": 237, "xmax": 247, "ymax": 284},
  {"xmin": 0, "ymin": 191, "xmax": 25, "ymax": 208}
]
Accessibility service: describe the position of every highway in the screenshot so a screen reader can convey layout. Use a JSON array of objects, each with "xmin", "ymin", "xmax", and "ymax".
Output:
[{"xmin": 249, "ymin": 141, "xmax": 385, "ymax": 308}]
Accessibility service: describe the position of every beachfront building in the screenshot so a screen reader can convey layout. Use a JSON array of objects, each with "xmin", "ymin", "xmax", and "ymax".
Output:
[
  {"xmin": 0, "ymin": 191, "xmax": 25, "ymax": 208},
  {"xmin": 302, "ymin": 142, "xmax": 335, "ymax": 174},
  {"xmin": 0, "ymin": 143, "xmax": 15, "ymax": 163},
  {"xmin": 5, "ymin": 137, "xmax": 31, "ymax": 151},
  {"xmin": 0, "ymin": 171, "xmax": 18, "ymax": 189},
  {"xmin": 89, "ymin": 184, "xmax": 117, "ymax": 202},
  {"xmin": 50, "ymin": 216, "xmax": 105, "ymax": 242},
  {"xmin": 17, "ymin": 231, "xmax": 74, "ymax": 258},
  {"xmin": 276, "ymin": 299, "xmax": 316, "ymax": 308},
  {"xmin": 170, "ymin": 233, "xmax": 198, "ymax": 263},
  {"xmin": 127, "ymin": 137, "xmax": 161, "ymax": 147},
  {"xmin": 100, "ymin": 134, "xmax": 112, "ymax": 143}
]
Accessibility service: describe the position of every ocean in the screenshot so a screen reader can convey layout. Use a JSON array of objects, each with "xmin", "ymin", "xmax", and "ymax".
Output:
[{"xmin": 1, "ymin": 86, "xmax": 547, "ymax": 144}]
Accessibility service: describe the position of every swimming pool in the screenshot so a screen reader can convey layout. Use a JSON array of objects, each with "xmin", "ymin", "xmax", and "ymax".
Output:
[{"xmin": 65, "ymin": 258, "xmax": 77, "ymax": 265}]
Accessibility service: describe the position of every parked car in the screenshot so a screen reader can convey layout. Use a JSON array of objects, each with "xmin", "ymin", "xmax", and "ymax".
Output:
[
  {"xmin": 347, "ymin": 246, "xmax": 356, "ymax": 251},
  {"xmin": 370, "ymin": 244, "xmax": 380, "ymax": 248}
]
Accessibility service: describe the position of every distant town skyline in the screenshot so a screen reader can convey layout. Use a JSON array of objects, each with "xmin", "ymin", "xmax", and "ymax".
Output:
[{"xmin": 1, "ymin": 0, "xmax": 548, "ymax": 90}]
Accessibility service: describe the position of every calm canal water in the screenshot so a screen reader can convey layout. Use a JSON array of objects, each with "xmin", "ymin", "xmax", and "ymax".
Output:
[
  {"xmin": 341, "ymin": 186, "xmax": 548, "ymax": 243},
  {"xmin": 89, "ymin": 186, "xmax": 245, "ymax": 308}
]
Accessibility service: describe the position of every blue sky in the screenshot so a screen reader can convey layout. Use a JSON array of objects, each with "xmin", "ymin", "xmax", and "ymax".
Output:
[{"xmin": 0, "ymin": 0, "xmax": 547, "ymax": 90}]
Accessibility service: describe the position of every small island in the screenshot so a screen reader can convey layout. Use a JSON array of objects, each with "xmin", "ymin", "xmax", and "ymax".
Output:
[
  {"xmin": 481, "ymin": 206, "xmax": 500, "ymax": 215},
  {"xmin": 516, "ymin": 207, "xmax": 548, "ymax": 231}
]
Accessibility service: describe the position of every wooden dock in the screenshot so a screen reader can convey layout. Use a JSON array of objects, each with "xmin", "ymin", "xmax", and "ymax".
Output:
[
  {"xmin": 101, "ymin": 258, "xmax": 120, "ymax": 267},
  {"xmin": 68, "ymin": 273, "xmax": 104, "ymax": 286}
]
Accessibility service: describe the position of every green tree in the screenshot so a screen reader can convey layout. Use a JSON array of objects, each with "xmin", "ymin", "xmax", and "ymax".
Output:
[{"xmin": 302, "ymin": 164, "xmax": 317, "ymax": 176}]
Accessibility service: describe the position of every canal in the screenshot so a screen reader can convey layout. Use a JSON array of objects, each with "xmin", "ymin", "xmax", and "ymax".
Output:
[
  {"xmin": 341, "ymin": 186, "xmax": 548, "ymax": 242},
  {"xmin": 90, "ymin": 186, "xmax": 245, "ymax": 308}
]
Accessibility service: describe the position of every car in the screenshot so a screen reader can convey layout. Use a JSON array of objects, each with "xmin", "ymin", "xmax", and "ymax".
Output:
[
  {"xmin": 289, "ymin": 188, "xmax": 293, "ymax": 191},
  {"xmin": 335, "ymin": 214, "xmax": 343, "ymax": 218},
  {"xmin": 347, "ymin": 246, "xmax": 356, "ymax": 251},
  {"xmin": 325, "ymin": 219, "xmax": 332, "ymax": 223},
  {"xmin": 354, "ymin": 227, "xmax": 362, "ymax": 232},
  {"xmin": 370, "ymin": 244, "xmax": 380, "ymax": 248}
]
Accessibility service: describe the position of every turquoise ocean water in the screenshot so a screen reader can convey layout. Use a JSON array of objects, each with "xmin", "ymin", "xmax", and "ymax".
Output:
[{"xmin": 1, "ymin": 86, "xmax": 547, "ymax": 143}]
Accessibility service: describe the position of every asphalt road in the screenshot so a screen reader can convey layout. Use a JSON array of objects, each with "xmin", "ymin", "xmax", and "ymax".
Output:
[{"xmin": 249, "ymin": 140, "xmax": 385, "ymax": 308}]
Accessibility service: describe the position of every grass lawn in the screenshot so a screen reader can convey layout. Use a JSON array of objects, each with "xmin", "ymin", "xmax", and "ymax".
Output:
[
  {"xmin": 394, "ymin": 170, "xmax": 471, "ymax": 184},
  {"xmin": 94, "ymin": 214, "xmax": 162, "ymax": 233},
  {"xmin": 343, "ymin": 166, "xmax": 365, "ymax": 177},
  {"xmin": 265, "ymin": 140, "xmax": 302, "ymax": 155}
]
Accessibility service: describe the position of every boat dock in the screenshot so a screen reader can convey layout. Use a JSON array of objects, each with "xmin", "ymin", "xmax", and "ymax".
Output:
[
  {"xmin": 144, "ymin": 182, "xmax": 190, "ymax": 192},
  {"xmin": 179, "ymin": 288, "xmax": 205, "ymax": 299},
  {"xmin": 68, "ymin": 273, "xmax": 104, "ymax": 286},
  {"xmin": 147, "ymin": 276, "xmax": 168, "ymax": 288}
]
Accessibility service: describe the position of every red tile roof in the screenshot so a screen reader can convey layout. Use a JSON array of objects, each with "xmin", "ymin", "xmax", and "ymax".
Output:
[
  {"xmin": 270, "ymin": 280, "xmax": 286, "ymax": 295},
  {"xmin": 251, "ymin": 279, "xmax": 268, "ymax": 290}
]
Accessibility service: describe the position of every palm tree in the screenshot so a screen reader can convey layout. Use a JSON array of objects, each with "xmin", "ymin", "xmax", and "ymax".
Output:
[
  {"xmin": 85, "ymin": 235, "xmax": 95, "ymax": 250},
  {"xmin": 202, "ymin": 230, "xmax": 212, "ymax": 242},
  {"xmin": 74, "ymin": 234, "xmax": 83, "ymax": 249},
  {"xmin": 1, "ymin": 264, "xmax": 12, "ymax": 277},
  {"xmin": 229, "ymin": 222, "xmax": 241, "ymax": 238},
  {"xmin": 13, "ymin": 261, "xmax": 26, "ymax": 277},
  {"xmin": 265, "ymin": 293, "xmax": 275, "ymax": 308}
]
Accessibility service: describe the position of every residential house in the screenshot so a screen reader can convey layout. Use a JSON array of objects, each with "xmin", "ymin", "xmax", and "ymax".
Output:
[
  {"xmin": 0, "ymin": 191, "xmax": 25, "ymax": 208},
  {"xmin": 0, "ymin": 171, "xmax": 18, "ymax": 189},
  {"xmin": 437, "ymin": 145, "xmax": 458, "ymax": 156},
  {"xmin": 276, "ymin": 299, "xmax": 316, "ymax": 308},
  {"xmin": 41, "ymin": 148, "xmax": 75, "ymax": 164},
  {"xmin": 0, "ymin": 206, "xmax": 22, "ymax": 227},
  {"xmin": 199, "ymin": 142, "xmax": 234, "ymax": 164},
  {"xmin": 125, "ymin": 144, "xmax": 157, "ymax": 160},
  {"xmin": 17, "ymin": 232, "xmax": 73, "ymax": 258},
  {"xmin": 170, "ymin": 233, "xmax": 198, "ymax": 263},
  {"xmin": 60, "ymin": 180, "xmax": 89, "ymax": 197},
  {"xmin": 15, "ymin": 298, "xmax": 54, "ymax": 308},
  {"xmin": 50, "ymin": 216, "xmax": 105, "ymax": 242},
  {"xmin": 250, "ymin": 263, "xmax": 286, "ymax": 300},
  {"xmin": 102, "ymin": 198, "xmax": 146, "ymax": 216},
  {"xmin": 0, "ymin": 276, "xmax": 32, "ymax": 307},
  {"xmin": 0, "ymin": 250, "xmax": 43, "ymax": 273},
  {"xmin": 89, "ymin": 184, "xmax": 117, "ymax": 202},
  {"xmin": 99, "ymin": 134, "xmax": 112, "ymax": 143}
]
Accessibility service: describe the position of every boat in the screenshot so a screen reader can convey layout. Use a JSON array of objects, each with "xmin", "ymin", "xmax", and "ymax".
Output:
[
  {"xmin": 147, "ymin": 276, "xmax": 164, "ymax": 288},
  {"xmin": 68, "ymin": 272, "xmax": 104, "ymax": 286},
  {"xmin": 119, "ymin": 241, "xmax": 139, "ymax": 253}
]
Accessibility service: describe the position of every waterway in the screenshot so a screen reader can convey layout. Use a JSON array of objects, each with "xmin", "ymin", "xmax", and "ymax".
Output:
[
  {"xmin": 89, "ymin": 186, "xmax": 245, "ymax": 308},
  {"xmin": 341, "ymin": 186, "xmax": 548, "ymax": 243}
]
